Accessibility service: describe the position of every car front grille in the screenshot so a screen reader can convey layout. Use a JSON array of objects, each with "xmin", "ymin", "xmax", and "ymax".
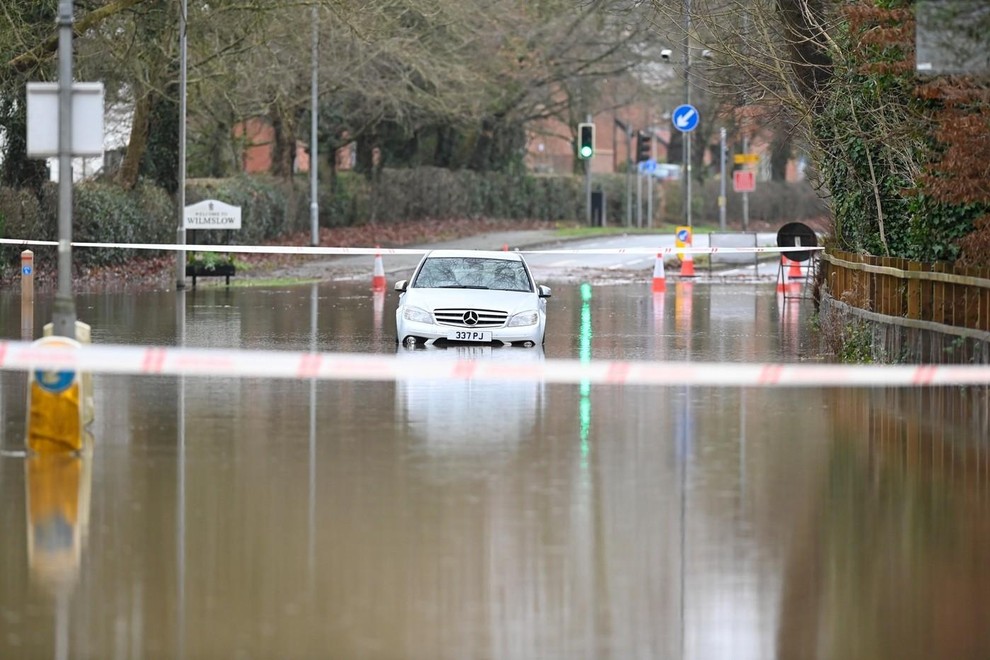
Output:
[{"xmin": 434, "ymin": 307, "xmax": 508, "ymax": 328}]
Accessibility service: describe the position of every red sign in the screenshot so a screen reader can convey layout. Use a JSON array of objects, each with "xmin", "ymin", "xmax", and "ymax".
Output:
[{"xmin": 733, "ymin": 170, "xmax": 756, "ymax": 193}]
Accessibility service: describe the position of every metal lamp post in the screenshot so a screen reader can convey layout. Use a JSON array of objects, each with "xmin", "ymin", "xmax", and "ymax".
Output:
[
  {"xmin": 310, "ymin": 4, "xmax": 319, "ymax": 246},
  {"xmin": 175, "ymin": 0, "xmax": 188, "ymax": 289},
  {"xmin": 52, "ymin": 0, "xmax": 76, "ymax": 337}
]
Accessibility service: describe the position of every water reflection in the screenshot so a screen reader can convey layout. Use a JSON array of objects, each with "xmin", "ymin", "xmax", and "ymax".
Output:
[
  {"xmin": 394, "ymin": 345, "xmax": 546, "ymax": 457},
  {"xmin": 25, "ymin": 450, "xmax": 92, "ymax": 595},
  {"xmin": 773, "ymin": 386, "xmax": 990, "ymax": 658},
  {"xmin": 2, "ymin": 282, "xmax": 990, "ymax": 657}
]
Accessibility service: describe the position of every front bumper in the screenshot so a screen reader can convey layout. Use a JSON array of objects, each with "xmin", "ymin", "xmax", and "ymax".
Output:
[{"xmin": 396, "ymin": 317, "xmax": 544, "ymax": 346}]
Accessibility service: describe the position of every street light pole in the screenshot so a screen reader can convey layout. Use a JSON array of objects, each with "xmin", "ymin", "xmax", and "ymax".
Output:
[
  {"xmin": 615, "ymin": 118, "xmax": 633, "ymax": 228},
  {"xmin": 310, "ymin": 4, "xmax": 319, "ymax": 247},
  {"xmin": 53, "ymin": 0, "xmax": 76, "ymax": 338},
  {"xmin": 719, "ymin": 127, "xmax": 727, "ymax": 230},
  {"xmin": 175, "ymin": 0, "xmax": 188, "ymax": 290}
]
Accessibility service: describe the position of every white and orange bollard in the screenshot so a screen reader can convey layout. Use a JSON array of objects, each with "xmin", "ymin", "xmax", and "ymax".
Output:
[
  {"xmin": 21, "ymin": 250, "xmax": 34, "ymax": 340},
  {"xmin": 651, "ymin": 254, "xmax": 667, "ymax": 293},
  {"xmin": 675, "ymin": 225, "xmax": 695, "ymax": 277},
  {"xmin": 372, "ymin": 247, "xmax": 386, "ymax": 293}
]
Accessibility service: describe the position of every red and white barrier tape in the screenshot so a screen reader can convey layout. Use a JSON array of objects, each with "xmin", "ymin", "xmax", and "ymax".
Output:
[
  {"xmin": 0, "ymin": 238, "xmax": 821, "ymax": 257},
  {"xmin": 0, "ymin": 340, "xmax": 985, "ymax": 387}
]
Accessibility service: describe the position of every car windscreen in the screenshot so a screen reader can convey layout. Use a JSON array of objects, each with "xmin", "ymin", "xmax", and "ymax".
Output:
[{"xmin": 412, "ymin": 257, "xmax": 532, "ymax": 292}]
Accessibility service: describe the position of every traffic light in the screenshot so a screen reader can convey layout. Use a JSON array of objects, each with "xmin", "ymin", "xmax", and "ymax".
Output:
[
  {"xmin": 577, "ymin": 122, "xmax": 595, "ymax": 159},
  {"xmin": 636, "ymin": 131, "xmax": 652, "ymax": 163}
]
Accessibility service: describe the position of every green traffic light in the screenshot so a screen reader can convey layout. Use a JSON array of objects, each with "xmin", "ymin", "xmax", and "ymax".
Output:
[{"xmin": 579, "ymin": 145, "xmax": 593, "ymax": 159}]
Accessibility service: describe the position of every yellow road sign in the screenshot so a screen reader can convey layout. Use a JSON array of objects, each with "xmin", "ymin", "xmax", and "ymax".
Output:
[{"xmin": 734, "ymin": 153, "xmax": 760, "ymax": 165}]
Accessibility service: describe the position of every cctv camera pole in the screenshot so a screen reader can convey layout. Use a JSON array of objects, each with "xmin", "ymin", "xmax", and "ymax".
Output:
[
  {"xmin": 53, "ymin": 0, "xmax": 76, "ymax": 338},
  {"xmin": 683, "ymin": 0, "xmax": 692, "ymax": 230}
]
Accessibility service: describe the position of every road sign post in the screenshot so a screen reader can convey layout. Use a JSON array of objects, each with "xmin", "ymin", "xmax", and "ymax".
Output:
[{"xmin": 672, "ymin": 104, "xmax": 699, "ymax": 230}]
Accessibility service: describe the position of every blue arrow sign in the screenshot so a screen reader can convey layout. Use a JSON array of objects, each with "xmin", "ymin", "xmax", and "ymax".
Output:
[
  {"xmin": 637, "ymin": 158, "xmax": 657, "ymax": 174},
  {"xmin": 672, "ymin": 104, "xmax": 699, "ymax": 132}
]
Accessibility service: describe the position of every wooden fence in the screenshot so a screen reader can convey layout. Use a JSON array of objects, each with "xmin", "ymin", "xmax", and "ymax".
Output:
[{"xmin": 822, "ymin": 250, "xmax": 990, "ymax": 335}]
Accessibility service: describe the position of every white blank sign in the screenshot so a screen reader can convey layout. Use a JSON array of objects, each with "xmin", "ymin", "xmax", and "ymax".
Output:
[{"xmin": 26, "ymin": 82, "xmax": 105, "ymax": 158}]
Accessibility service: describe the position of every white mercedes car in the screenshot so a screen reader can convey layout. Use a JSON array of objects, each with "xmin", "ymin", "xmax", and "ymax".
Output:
[{"xmin": 394, "ymin": 249, "xmax": 551, "ymax": 347}]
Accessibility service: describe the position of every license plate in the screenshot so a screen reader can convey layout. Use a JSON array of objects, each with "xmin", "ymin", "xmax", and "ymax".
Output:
[{"xmin": 447, "ymin": 330, "xmax": 492, "ymax": 342}]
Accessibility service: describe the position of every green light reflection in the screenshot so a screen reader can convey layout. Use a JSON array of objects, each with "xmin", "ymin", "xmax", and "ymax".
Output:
[{"xmin": 579, "ymin": 283, "xmax": 592, "ymax": 462}]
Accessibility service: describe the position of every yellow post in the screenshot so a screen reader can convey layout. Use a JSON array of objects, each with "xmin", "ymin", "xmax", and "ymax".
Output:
[
  {"xmin": 21, "ymin": 250, "xmax": 34, "ymax": 340},
  {"xmin": 26, "ymin": 336, "xmax": 84, "ymax": 454},
  {"xmin": 43, "ymin": 321, "xmax": 93, "ymax": 429}
]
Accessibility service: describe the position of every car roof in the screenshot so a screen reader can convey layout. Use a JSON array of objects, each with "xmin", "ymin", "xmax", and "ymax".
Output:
[{"xmin": 423, "ymin": 249, "xmax": 525, "ymax": 262}]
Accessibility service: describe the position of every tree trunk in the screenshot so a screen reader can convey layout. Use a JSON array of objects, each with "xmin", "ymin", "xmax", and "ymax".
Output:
[
  {"xmin": 117, "ymin": 93, "xmax": 151, "ymax": 190},
  {"xmin": 771, "ymin": 132, "xmax": 792, "ymax": 181},
  {"xmin": 270, "ymin": 106, "xmax": 296, "ymax": 179}
]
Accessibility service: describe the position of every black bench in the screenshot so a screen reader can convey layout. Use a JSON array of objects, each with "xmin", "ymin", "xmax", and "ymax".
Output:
[{"xmin": 185, "ymin": 262, "xmax": 236, "ymax": 287}]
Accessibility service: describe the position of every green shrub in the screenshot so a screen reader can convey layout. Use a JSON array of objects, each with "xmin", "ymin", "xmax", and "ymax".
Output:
[{"xmin": 1, "ymin": 167, "xmax": 828, "ymax": 280}]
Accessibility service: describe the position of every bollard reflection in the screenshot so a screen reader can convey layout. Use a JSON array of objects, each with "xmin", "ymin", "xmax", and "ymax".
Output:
[
  {"xmin": 25, "ymin": 446, "xmax": 92, "ymax": 595},
  {"xmin": 372, "ymin": 289, "xmax": 385, "ymax": 344},
  {"xmin": 674, "ymin": 280, "xmax": 694, "ymax": 352}
]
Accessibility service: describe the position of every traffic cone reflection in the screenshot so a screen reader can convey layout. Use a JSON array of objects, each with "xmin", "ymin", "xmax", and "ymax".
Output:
[
  {"xmin": 372, "ymin": 247, "xmax": 386, "ymax": 293},
  {"xmin": 652, "ymin": 254, "xmax": 667, "ymax": 292},
  {"xmin": 372, "ymin": 289, "xmax": 385, "ymax": 342}
]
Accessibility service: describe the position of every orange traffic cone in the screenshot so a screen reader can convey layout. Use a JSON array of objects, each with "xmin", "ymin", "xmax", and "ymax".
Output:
[
  {"xmin": 502, "ymin": 243, "xmax": 509, "ymax": 251},
  {"xmin": 786, "ymin": 255, "xmax": 803, "ymax": 279},
  {"xmin": 679, "ymin": 252, "xmax": 695, "ymax": 277},
  {"xmin": 372, "ymin": 248, "xmax": 386, "ymax": 292},
  {"xmin": 776, "ymin": 255, "xmax": 789, "ymax": 294},
  {"xmin": 652, "ymin": 254, "xmax": 667, "ymax": 292}
]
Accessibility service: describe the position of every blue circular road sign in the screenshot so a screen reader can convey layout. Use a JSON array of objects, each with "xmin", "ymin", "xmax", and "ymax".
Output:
[
  {"xmin": 33, "ymin": 368, "xmax": 75, "ymax": 394},
  {"xmin": 677, "ymin": 228, "xmax": 690, "ymax": 242},
  {"xmin": 22, "ymin": 265, "xmax": 32, "ymax": 275},
  {"xmin": 672, "ymin": 104, "xmax": 699, "ymax": 132}
]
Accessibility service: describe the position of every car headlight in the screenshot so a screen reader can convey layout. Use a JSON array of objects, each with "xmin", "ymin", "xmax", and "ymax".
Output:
[
  {"xmin": 507, "ymin": 310, "xmax": 539, "ymax": 327},
  {"xmin": 402, "ymin": 306, "xmax": 433, "ymax": 324}
]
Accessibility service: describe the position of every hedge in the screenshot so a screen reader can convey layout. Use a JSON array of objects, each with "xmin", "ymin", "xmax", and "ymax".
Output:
[{"xmin": 1, "ymin": 170, "xmax": 825, "ymax": 278}]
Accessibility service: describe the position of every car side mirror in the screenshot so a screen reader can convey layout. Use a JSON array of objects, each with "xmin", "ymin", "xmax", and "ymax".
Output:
[
  {"xmin": 538, "ymin": 285, "xmax": 551, "ymax": 298},
  {"xmin": 394, "ymin": 280, "xmax": 407, "ymax": 292}
]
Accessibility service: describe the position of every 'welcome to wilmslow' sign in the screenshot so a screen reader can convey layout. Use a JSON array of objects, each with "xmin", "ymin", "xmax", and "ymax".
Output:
[{"xmin": 183, "ymin": 199, "xmax": 242, "ymax": 230}]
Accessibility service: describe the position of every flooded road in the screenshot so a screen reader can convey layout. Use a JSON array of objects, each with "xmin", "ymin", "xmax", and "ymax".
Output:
[{"xmin": 1, "ymin": 278, "xmax": 988, "ymax": 659}]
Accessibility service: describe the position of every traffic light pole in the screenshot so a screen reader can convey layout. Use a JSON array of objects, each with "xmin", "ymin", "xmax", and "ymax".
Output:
[
  {"xmin": 636, "ymin": 172, "xmax": 643, "ymax": 228},
  {"xmin": 585, "ymin": 114, "xmax": 592, "ymax": 226},
  {"xmin": 585, "ymin": 159, "xmax": 592, "ymax": 226}
]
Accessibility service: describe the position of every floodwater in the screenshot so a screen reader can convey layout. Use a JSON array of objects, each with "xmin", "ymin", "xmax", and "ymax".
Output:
[{"xmin": 1, "ymin": 280, "xmax": 988, "ymax": 659}]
